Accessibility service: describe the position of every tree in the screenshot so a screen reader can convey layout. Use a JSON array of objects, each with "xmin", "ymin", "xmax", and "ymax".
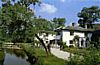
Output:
[
  {"xmin": 91, "ymin": 30, "xmax": 100, "ymax": 49},
  {"xmin": 73, "ymin": 35, "xmax": 79, "ymax": 47},
  {"xmin": 51, "ymin": 18, "xmax": 66, "ymax": 29},
  {"xmin": 32, "ymin": 17, "xmax": 53, "ymax": 32},
  {"xmin": 78, "ymin": 6, "xmax": 100, "ymax": 28},
  {"xmin": 32, "ymin": 17, "xmax": 54, "ymax": 55},
  {"xmin": 0, "ymin": 1, "xmax": 35, "ymax": 43},
  {"xmin": 0, "ymin": 0, "xmax": 54, "ymax": 55}
]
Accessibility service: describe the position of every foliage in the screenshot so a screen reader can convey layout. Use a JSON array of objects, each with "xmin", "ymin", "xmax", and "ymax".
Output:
[
  {"xmin": 78, "ymin": 6, "xmax": 100, "ymax": 28},
  {"xmin": 20, "ymin": 44, "xmax": 67, "ymax": 65},
  {"xmin": 0, "ymin": 0, "xmax": 67, "ymax": 56},
  {"xmin": 0, "ymin": 0, "xmax": 38, "ymax": 43},
  {"xmin": 91, "ymin": 30, "xmax": 100, "ymax": 49},
  {"xmin": 0, "ymin": 50, "xmax": 5, "ymax": 65},
  {"xmin": 5, "ymin": 49, "xmax": 26, "ymax": 59},
  {"xmin": 0, "ymin": 0, "xmax": 54, "ymax": 43},
  {"xmin": 1, "ymin": 0, "xmax": 40, "ymax": 6},
  {"xmin": 73, "ymin": 35, "xmax": 79, "ymax": 42},
  {"xmin": 20, "ymin": 44, "xmax": 35, "ymax": 56},
  {"xmin": 0, "ymin": 50, "xmax": 5, "ymax": 59},
  {"xmin": 51, "ymin": 17, "xmax": 66, "ymax": 29},
  {"xmin": 0, "ymin": 0, "xmax": 58, "ymax": 56},
  {"xmin": 32, "ymin": 17, "xmax": 54, "ymax": 33},
  {"xmin": 73, "ymin": 35, "xmax": 79, "ymax": 47},
  {"xmin": 67, "ymin": 47, "xmax": 100, "ymax": 65}
]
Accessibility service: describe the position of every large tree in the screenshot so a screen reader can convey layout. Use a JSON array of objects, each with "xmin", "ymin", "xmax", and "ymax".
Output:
[
  {"xmin": 0, "ymin": 0, "xmax": 54, "ymax": 55},
  {"xmin": 78, "ymin": 6, "xmax": 100, "ymax": 28},
  {"xmin": 0, "ymin": 0, "xmax": 36, "ymax": 42},
  {"xmin": 51, "ymin": 17, "xmax": 66, "ymax": 29}
]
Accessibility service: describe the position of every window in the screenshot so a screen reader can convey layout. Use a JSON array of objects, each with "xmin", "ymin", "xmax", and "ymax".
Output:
[
  {"xmin": 70, "ymin": 31, "xmax": 74, "ymax": 35},
  {"xmin": 69, "ymin": 40, "xmax": 73, "ymax": 44},
  {"xmin": 85, "ymin": 33, "xmax": 87, "ymax": 36},
  {"xmin": 81, "ymin": 39, "xmax": 84, "ymax": 46}
]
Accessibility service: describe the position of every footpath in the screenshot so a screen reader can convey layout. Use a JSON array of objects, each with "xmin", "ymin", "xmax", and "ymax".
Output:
[{"xmin": 50, "ymin": 48, "xmax": 72, "ymax": 60}]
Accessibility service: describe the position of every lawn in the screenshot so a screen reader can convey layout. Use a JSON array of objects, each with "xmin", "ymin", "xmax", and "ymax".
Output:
[
  {"xmin": 34, "ymin": 48, "xmax": 67, "ymax": 65},
  {"xmin": 21, "ymin": 44, "xmax": 67, "ymax": 65}
]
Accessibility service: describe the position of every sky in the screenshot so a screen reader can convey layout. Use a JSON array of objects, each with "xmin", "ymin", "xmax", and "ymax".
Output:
[
  {"xmin": 0, "ymin": 0, "xmax": 100, "ymax": 26},
  {"xmin": 33, "ymin": 0, "xmax": 100, "ymax": 26}
]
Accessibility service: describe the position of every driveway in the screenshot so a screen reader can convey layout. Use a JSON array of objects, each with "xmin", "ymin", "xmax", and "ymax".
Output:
[{"xmin": 50, "ymin": 48, "xmax": 72, "ymax": 60}]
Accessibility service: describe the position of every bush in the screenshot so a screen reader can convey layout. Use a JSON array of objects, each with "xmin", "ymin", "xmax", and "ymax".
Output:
[
  {"xmin": 69, "ymin": 45, "xmax": 74, "ymax": 48},
  {"xmin": 67, "ymin": 48, "xmax": 100, "ymax": 65}
]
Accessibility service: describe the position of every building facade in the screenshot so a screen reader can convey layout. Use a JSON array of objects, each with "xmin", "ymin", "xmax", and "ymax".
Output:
[{"xmin": 55, "ymin": 26, "xmax": 93, "ymax": 48}]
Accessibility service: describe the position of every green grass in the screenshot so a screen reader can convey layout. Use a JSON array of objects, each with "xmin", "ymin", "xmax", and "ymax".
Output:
[
  {"xmin": 0, "ymin": 50, "xmax": 5, "ymax": 61},
  {"xmin": 62, "ymin": 47, "xmax": 87, "ymax": 55},
  {"xmin": 62, "ymin": 47, "xmax": 100, "ymax": 65},
  {"xmin": 21, "ymin": 44, "xmax": 67, "ymax": 65},
  {"xmin": 34, "ymin": 48, "xmax": 67, "ymax": 65}
]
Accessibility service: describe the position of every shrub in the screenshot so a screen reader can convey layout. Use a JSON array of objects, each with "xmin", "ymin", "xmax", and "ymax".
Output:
[
  {"xmin": 67, "ymin": 48, "xmax": 100, "ymax": 65},
  {"xmin": 69, "ymin": 45, "xmax": 74, "ymax": 48}
]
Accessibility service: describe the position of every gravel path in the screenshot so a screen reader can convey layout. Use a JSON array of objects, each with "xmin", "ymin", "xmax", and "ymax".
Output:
[{"xmin": 50, "ymin": 48, "xmax": 71, "ymax": 60}]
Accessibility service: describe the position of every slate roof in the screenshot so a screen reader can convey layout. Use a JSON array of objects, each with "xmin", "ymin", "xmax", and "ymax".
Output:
[{"xmin": 55, "ymin": 26, "xmax": 94, "ymax": 33}]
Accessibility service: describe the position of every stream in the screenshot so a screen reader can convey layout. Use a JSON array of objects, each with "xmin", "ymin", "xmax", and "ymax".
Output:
[{"xmin": 0, "ymin": 49, "xmax": 34, "ymax": 65}]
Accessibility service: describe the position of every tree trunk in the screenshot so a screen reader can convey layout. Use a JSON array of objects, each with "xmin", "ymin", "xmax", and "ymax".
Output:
[{"xmin": 35, "ymin": 34, "xmax": 49, "ymax": 55}]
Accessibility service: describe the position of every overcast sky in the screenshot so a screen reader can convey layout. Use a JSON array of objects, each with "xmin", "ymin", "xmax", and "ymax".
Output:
[{"xmin": 34, "ymin": 0, "xmax": 100, "ymax": 26}]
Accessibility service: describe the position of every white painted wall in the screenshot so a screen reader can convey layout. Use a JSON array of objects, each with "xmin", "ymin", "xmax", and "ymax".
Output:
[
  {"xmin": 34, "ymin": 33, "xmax": 56, "ymax": 46},
  {"xmin": 54, "ymin": 35, "xmax": 61, "ymax": 40},
  {"xmin": 74, "ymin": 32, "xmax": 85, "ymax": 37},
  {"xmin": 48, "ymin": 34, "xmax": 55, "ymax": 40},
  {"xmin": 62, "ymin": 30, "xmax": 85, "ymax": 46}
]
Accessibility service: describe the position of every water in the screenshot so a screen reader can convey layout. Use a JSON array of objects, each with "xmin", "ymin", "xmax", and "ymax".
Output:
[
  {"xmin": 4, "ymin": 53, "xmax": 30, "ymax": 65},
  {"xmin": 0, "ymin": 49, "xmax": 31, "ymax": 65}
]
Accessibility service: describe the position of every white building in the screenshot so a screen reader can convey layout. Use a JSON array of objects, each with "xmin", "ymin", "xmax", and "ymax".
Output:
[
  {"xmin": 34, "ymin": 26, "xmax": 95, "ymax": 48},
  {"xmin": 34, "ymin": 31, "xmax": 56, "ymax": 46},
  {"xmin": 55, "ymin": 26, "xmax": 94, "ymax": 48}
]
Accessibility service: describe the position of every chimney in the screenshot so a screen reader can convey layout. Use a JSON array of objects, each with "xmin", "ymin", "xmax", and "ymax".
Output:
[{"xmin": 72, "ymin": 23, "xmax": 75, "ymax": 27}]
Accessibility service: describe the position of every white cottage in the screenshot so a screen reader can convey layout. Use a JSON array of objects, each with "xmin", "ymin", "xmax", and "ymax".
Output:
[
  {"xmin": 34, "ymin": 31, "xmax": 56, "ymax": 46},
  {"xmin": 55, "ymin": 26, "xmax": 94, "ymax": 48}
]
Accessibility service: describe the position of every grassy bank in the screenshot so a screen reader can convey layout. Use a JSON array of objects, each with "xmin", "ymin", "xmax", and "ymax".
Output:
[
  {"xmin": 21, "ymin": 44, "xmax": 67, "ymax": 65},
  {"xmin": 35, "ymin": 48, "xmax": 67, "ymax": 65},
  {"xmin": 62, "ymin": 47, "xmax": 100, "ymax": 65},
  {"xmin": 0, "ymin": 50, "xmax": 5, "ymax": 59}
]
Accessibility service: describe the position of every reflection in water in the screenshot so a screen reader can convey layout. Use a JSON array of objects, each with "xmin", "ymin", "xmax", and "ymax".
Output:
[
  {"xmin": 0, "ymin": 49, "xmax": 38, "ymax": 65},
  {"xmin": 4, "ymin": 53, "xmax": 29, "ymax": 65},
  {"xmin": 0, "ymin": 49, "xmax": 36, "ymax": 65},
  {"xmin": 26, "ymin": 54, "xmax": 38, "ymax": 65},
  {"xmin": 4, "ymin": 49, "xmax": 30, "ymax": 65},
  {"xmin": 5, "ymin": 49, "xmax": 26, "ymax": 59}
]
